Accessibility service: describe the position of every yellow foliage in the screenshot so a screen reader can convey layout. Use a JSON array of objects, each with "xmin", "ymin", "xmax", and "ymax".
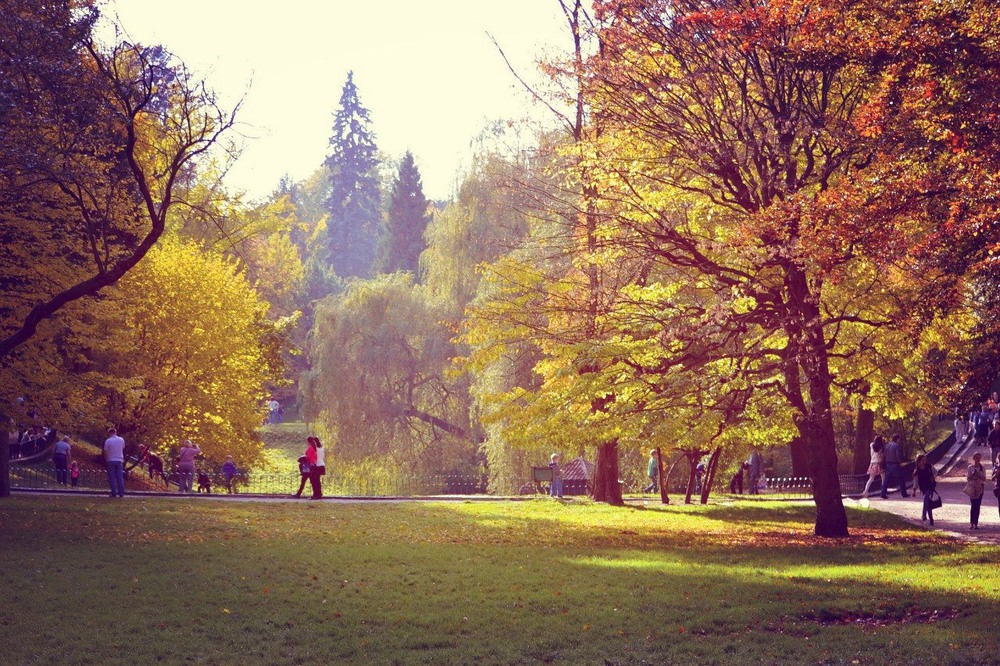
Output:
[{"xmin": 4, "ymin": 239, "xmax": 284, "ymax": 468}]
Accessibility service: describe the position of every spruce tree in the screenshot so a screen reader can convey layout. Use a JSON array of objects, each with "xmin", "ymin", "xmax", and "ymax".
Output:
[
  {"xmin": 376, "ymin": 151, "xmax": 430, "ymax": 276},
  {"xmin": 325, "ymin": 71, "xmax": 381, "ymax": 278}
]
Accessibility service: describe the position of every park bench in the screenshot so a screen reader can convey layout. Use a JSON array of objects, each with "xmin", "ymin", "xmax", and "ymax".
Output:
[{"xmin": 530, "ymin": 466, "xmax": 553, "ymax": 494}]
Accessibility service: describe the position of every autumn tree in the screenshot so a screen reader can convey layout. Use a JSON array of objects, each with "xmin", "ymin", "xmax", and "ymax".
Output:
[
  {"xmin": 2, "ymin": 240, "xmax": 286, "ymax": 466},
  {"xmin": 302, "ymin": 273, "xmax": 474, "ymax": 474},
  {"xmin": 325, "ymin": 71, "xmax": 382, "ymax": 279},
  {"xmin": 0, "ymin": 2, "xmax": 235, "ymax": 495},
  {"xmin": 465, "ymin": 0, "xmax": 645, "ymax": 504},
  {"xmin": 376, "ymin": 151, "xmax": 430, "ymax": 276},
  {"xmin": 544, "ymin": 0, "xmax": 1000, "ymax": 535},
  {"xmin": 423, "ymin": 154, "xmax": 536, "ymax": 492}
]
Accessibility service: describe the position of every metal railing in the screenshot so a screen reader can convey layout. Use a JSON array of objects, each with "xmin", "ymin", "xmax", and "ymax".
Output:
[
  {"xmin": 9, "ymin": 466, "xmax": 488, "ymax": 497},
  {"xmin": 8, "ymin": 465, "xmax": 890, "ymax": 501}
]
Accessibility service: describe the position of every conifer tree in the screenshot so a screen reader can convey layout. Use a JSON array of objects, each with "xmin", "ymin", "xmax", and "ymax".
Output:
[
  {"xmin": 324, "ymin": 71, "xmax": 381, "ymax": 278},
  {"xmin": 376, "ymin": 151, "xmax": 430, "ymax": 276}
]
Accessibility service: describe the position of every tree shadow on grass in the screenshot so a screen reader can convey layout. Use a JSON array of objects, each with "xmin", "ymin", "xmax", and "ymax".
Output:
[{"xmin": 3, "ymin": 496, "xmax": 999, "ymax": 665}]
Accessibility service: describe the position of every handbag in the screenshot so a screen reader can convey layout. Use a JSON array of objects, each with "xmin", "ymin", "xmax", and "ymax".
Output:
[
  {"xmin": 963, "ymin": 482, "xmax": 979, "ymax": 498},
  {"xmin": 928, "ymin": 491, "xmax": 943, "ymax": 510}
]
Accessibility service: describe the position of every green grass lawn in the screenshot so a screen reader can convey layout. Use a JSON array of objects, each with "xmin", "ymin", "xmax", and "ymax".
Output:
[
  {"xmin": 1, "ymin": 496, "xmax": 997, "ymax": 665},
  {"xmin": 257, "ymin": 422, "xmax": 311, "ymax": 475}
]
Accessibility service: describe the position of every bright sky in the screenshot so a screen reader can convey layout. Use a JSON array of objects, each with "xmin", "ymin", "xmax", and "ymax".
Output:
[{"xmin": 104, "ymin": 1, "xmax": 570, "ymax": 202}]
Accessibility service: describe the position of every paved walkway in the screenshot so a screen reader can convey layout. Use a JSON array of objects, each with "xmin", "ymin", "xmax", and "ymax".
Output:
[{"xmin": 860, "ymin": 470, "xmax": 1000, "ymax": 545}]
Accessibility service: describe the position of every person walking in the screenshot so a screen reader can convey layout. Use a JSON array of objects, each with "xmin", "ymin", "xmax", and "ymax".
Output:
[
  {"xmin": 975, "ymin": 407, "xmax": 991, "ymax": 448},
  {"xmin": 52, "ymin": 435, "xmax": 72, "ymax": 485},
  {"xmin": 863, "ymin": 436, "xmax": 886, "ymax": 496},
  {"xmin": 965, "ymin": 452, "xmax": 987, "ymax": 530},
  {"xmin": 308, "ymin": 437, "xmax": 326, "ymax": 500},
  {"xmin": 642, "ymin": 449, "xmax": 659, "ymax": 493},
  {"xmin": 881, "ymin": 434, "xmax": 909, "ymax": 498},
  {"xmin": 291, "ymin": 455, "xmax": 311, "ymax": 499},
  {"xmin": 103, "ymin": 428, "xmax": 126, "ymax": 498},
  {"xmin": 913, "ymin": 454, "xmax": 937, "ymax": 526},
  {"xmin": 176, "ymin": 440, "xmax": 200, "ymax": 493}
]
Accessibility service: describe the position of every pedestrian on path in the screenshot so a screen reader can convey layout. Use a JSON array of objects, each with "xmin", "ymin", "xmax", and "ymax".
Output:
[
  {"xmin": 955, "ymin": 410, "xmax": 967, "ymax": 444},
  {"xmin": 291, "ymin": 455, "xmax": 311, "ymax": 499},
  {"xmin": 52, "ymin": 435, "xmax": 72, "ymax": 485},
  {"xmin": 974, "ymin": 407, "xmax": 991, "ymax": 447},
  {"xmin": 914, "ymin": 454, "xmax": 937, "ymax": 526},
  {"xmin": 222, "ymin": 456, "xmax": 238, "ymax": 494},
  {"xmin": 176, "ymin": 440, "xmax": 200, "ymax": 492},
  {"xmin": 103, "ymin": 428, "xmax": 126, "ymax": 498},
  {"xmin": 863, "ymin": 436, "xmax": 885, "ymax": 496},
  {"xmin": 308, "ymin": 437, "xmax": 325, "ymax": 500},
  {"xmin": 965, "ymin": 452, "xmax": 986, "ymax": 530},
  {"xmin": 881, "ymin": 434, "xmax": 909, "ymax": 498},
  {"xmin": 643, "ymin": 449, "xmax": 659, "ymax": 493}
]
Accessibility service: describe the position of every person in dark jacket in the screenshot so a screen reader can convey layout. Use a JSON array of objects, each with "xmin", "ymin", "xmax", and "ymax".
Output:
[
  {"xmin": 291, "ymin": 455, "xmax": 311, "ymax": 499},
  {"xmin": 967, "ymin": 452, "xmax": 987, "ymax": 530},
  {"xmin": 881, "ymin": 434, "xmax": 909, "ymax": 498},
  {"xmin": 729, "ymin": 462, "xmax": 749, "ymax": 494},
  {"xmin": 914, "ymin": 454, "xmax": 937, "ymax": 526},
  {"xmin": 974, "ymin": 407, "xmax": 991, "ymax": 447}
]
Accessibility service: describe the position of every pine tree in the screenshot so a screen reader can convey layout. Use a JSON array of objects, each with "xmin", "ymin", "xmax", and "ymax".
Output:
[
  {"xmin": 324, "ymin": 71, "xmax": 381, "ymax": 278},
  {"xmin": 376, "ymin": 151, "xmax": 430, "ymax": 276}
]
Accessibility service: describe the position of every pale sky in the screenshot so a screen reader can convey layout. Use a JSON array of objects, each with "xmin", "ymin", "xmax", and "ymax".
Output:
[{"xmin": 104, "ymin": 1, "xmax": 571, "ymax": 202}]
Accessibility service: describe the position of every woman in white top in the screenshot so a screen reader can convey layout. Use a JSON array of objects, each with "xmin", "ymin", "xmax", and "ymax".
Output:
[
  {"xmin": 305, "ymin": 436, "xmax": 326, "ymax": 500},
  {"xmin": 862, "ymin": 436, "xmax": 885, "ymax": 496}
]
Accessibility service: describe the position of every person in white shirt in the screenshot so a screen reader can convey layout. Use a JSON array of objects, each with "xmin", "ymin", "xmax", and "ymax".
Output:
[
  {"xmin": 103, "ymin": 428, "xmax": 126, "ymax": 498},
  {"xmin": 305, "ymin": 436, "xmax": 326, "ymax": 500}
]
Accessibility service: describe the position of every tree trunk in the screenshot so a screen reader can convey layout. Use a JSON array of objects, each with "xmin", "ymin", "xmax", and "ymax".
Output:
[
  {"xmin": 591, "ymin": 439, "xmax": 623, "ymax": 505},
  {"xmin": 788, "ymin": 266, "xmax": 849, "ymax": 537},
  {"xmin": 801, "ymin": 336, "xmax": 849, "ymax": 536},
  {"xmin": 809, "ymin": 413, "xmax": 849, "ymax": 537},
  {"xmin": 789, "ymin": 436, "xmax": 810, "ymax": 477},
  {"xmin": 700, "ymin": 446, "xmax": 721, "ymax": 504},
  {"xmin": 684, "ymin": 452, "xmax": 698, "ymax": 504},
  {"xmin": 853, "ymin": 407, "xmax": 875, "ymax": 475},
  {"xmin": 0, "ymin": 429, "xmax": 10, "ymax": 498}
]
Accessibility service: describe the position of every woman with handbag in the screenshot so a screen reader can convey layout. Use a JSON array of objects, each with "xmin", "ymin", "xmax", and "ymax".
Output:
[
  {"xmin": 965, "ymin": 452, "xmax": 986, "ymax": 530},
  {"xmin": 914, "ymin": 454, "xmax": 939, "ymax": 526}
]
